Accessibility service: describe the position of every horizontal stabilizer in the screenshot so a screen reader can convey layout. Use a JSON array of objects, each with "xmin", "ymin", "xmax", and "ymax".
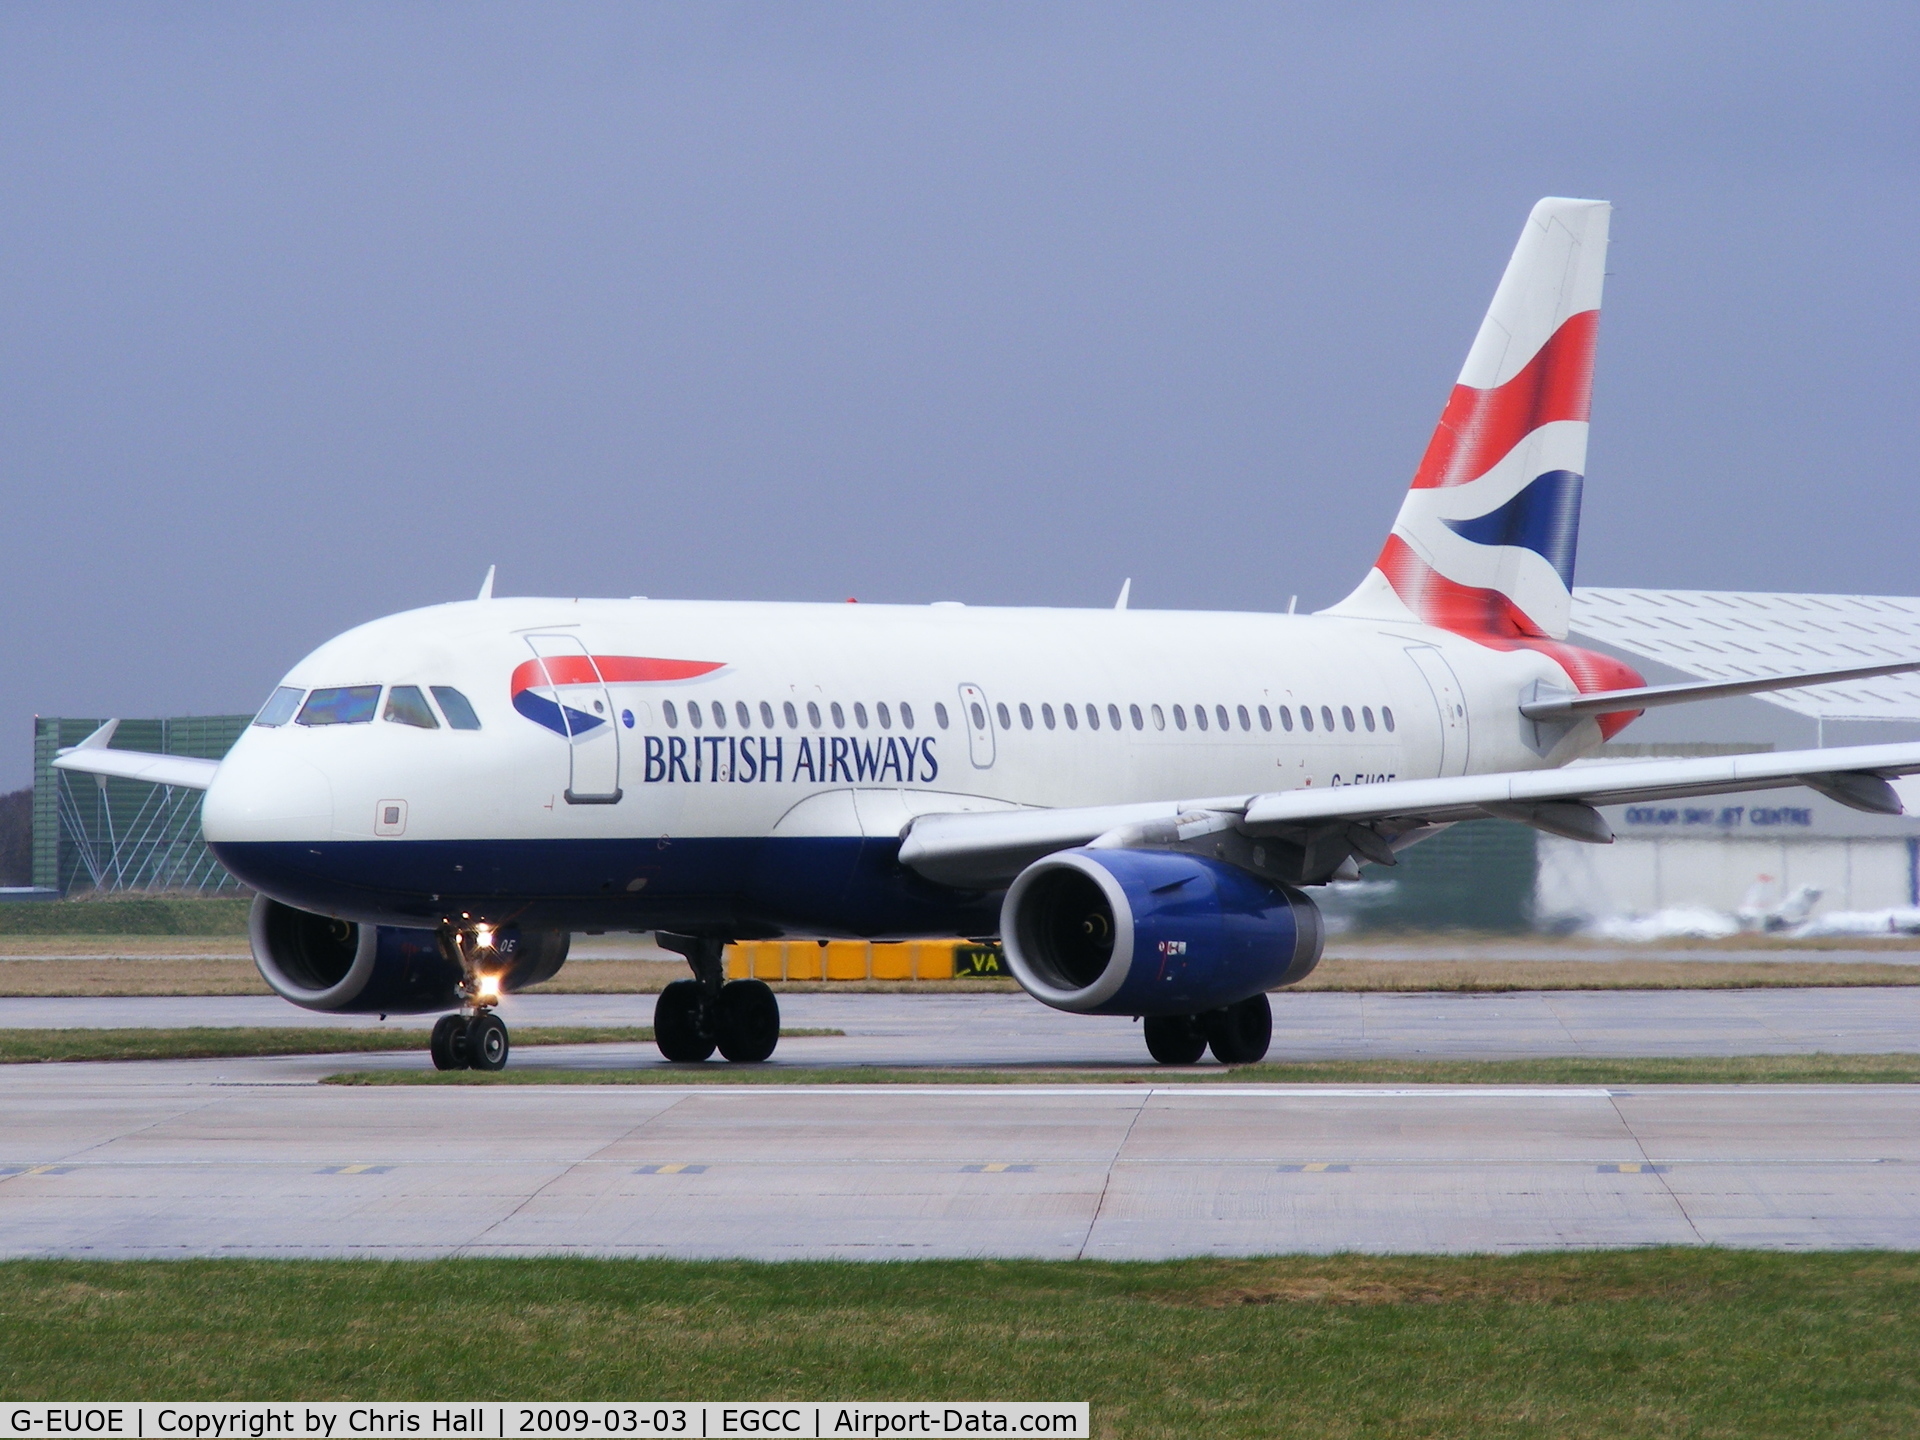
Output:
[
  {"xmin": 1520, "ymin": 658, "xmax": 1920, "ymax": 720},
  {"xmin": 52, "ymin": 721, "xmax": 220, "ymax": 791}
]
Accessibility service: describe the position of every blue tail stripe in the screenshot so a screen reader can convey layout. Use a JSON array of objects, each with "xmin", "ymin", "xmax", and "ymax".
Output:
[{"xmin": 1442, "ymin": 469, "xmax": 1583, "ymax": 585}]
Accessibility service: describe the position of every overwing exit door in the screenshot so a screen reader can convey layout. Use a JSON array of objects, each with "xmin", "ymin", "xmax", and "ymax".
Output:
[
  {"xmin": 524, "ymin": 634, "xmax": 622, "ymax": 803},
  {"xmin": 958, "ymin": 684, "xmax": 996, "ymax": 768}
]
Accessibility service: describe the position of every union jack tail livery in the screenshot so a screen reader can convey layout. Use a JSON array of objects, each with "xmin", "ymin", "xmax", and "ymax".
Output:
[{"xmin": 1330, "ymin": 197, "xmax": 1609, "ymax": 642}]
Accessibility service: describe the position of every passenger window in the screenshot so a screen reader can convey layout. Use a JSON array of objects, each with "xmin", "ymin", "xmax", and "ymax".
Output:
[
  {"xmin": 297, "ymin": 686, "xmax": 381, "ymax": 726},
  {"xmin": 1086, "ymin": 704, "xmax": 1101, "ymax": 731},
  {"xmin": 384, "ymin": 686, "xmax": 439, "ymax": 729},
  {"xmin": 689, "ymin": 703, "xmax": 703, "ymax": 730},
  {"xmin": 1041, "ymin": 703, "xmax": 1056, "ymax": 730},
  {"xmin": 1173, "ymin": 704, "xmax": 1187, "ymax": 731},
  {"xmin": 935, "ymin": 702, "xmax": 950, "ymax": 729},
  {"xmin": 971, "ymin": 702, "xmax": 987, "ymax": 730},
  {"xmin": 1215, "ymin": 705, "xmax": 1231, "ymax": 731},
  {"xmin": 995, "ymin": 702, "xmax": 1010, "ymax": 730},
  {"xmin": 1362, "ymin": 706, "xmax": 1376, "ymax": 732},
  {"xmin": 1108, "ymin": 704, "xmax": 1123, "ymax": 730},
  {"xmin": 1277, "ymin": 705, "xmax": 1293, "ymax": 732},
  {"xmin": 1129, "ymin": 704, "xmax": 1143, "ymax": 731},
  {"xmin": 807, "ymin": 701, "xmax": 822, "ymax": 729},
  {"xmin": 1019, "ymin": 703, "xmax": 1033, "ymax": 730},
  {"xmin": 432, "ymin": 687, "xmax": 482, "ymax": 731},
  {"xmin": 1237, "ymin": 705, "xmax": 1251, "ymax": 731},
  {"xmin": 1194, "ymin": 705, "xmax": 1208, "ymax": 732},
  {"xmin": 901, "ymin": 702, "xmax": 915, "ymax": 730},
  {"xmin": 761, "ymin": 701, "xmax": 776, "ymax": 728},
  {"xmin": 663, "ymin": 700, "xmax": 680, "ymax": 728},
  {"xmin": 737, "ymin": 701, "xmax": 752, "ymax": 729},
  {"xmin": 1383, "ymin": 706, "xmax": 1396, "ymax": 732},
  {"xmin": 1342, "ymin": 705, "xmax": 1355, "ymax": 732},
  {"xmin": 1321, "ymin": 705, "xmax": 1335, "ymax": 731},
  {"xmin": 712, "ymin": 701, "xmax": 726, "ymax": 729},
  {"xmin": 854, "ymin": 702, "xmax": 869, "ymax": 729},
  {"xmin": 1064, "ymin": 704, "xmax": 1078, "ymax": 731},
  {"xmin": 831, "ymin": 702, "xmax": 845, "ymax": 729},
  {"xmin": 877, "ymin": 702, "xmax": 892, "ymax": 730},
  {"xmin": 1300, "ymin": 706, "xmax": 1313, "ymax": 732},
  {"xmin": 1258, "ymin": 705, "xmax": 1272, "ymax": 732},
  {"xmin": 1150, "ymin": 704, "xmax": 1165, "ymax": 731},
  {"xmin": 254, "ymin": 686, "xmax": 304, "ymax": 728},
  {"xmin": 784, "ymin": 701, "xmax": 799, "ymax": 728}
]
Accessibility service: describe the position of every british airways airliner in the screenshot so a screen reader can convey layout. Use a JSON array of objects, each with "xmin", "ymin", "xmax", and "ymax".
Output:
[{"xmin": 57, "ymin": 198, "xmax": 1920, "ymax": 1071}]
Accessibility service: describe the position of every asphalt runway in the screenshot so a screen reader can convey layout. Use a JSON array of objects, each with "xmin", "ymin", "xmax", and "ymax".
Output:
[
  {"xmin": 3, "ymin": 988, "xmax": 1919, "ymax": 1065},
  {"xmin": 4, "ymin": 990, "xmax": 1920, "ymax": 1259}
]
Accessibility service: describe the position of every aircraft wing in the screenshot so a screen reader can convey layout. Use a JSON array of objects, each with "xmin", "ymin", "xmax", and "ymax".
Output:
[
  {"xmin": 49, "ymin": 720, "xmax": 221, "ymax": 792},
  {"xmin": 897, "ymin": 739, "xmax": 1920, "ymax": 889}
]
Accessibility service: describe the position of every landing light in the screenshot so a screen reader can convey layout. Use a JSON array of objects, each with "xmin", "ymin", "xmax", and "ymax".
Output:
[
  {"xmin": 473, "ymin": 924, "xmax": 494, "ymax": 949},
  {"xmin": 478, "ymin": 973, "xmax": 501, "ymax": 1001}
]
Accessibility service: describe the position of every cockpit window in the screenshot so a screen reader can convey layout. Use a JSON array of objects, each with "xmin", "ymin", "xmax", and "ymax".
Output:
[
  {"xmin": 384, "ymin": 686, "xmax": 439, "ymax": 729},
  {"xmin": 297, "ymin": 686, "xmax": 381, "ymax": 726},
  {"xmin": 430, "ymin": 686, "xmax": 483, "ymax": 730},
  {"xmin": 254, "ymin": 686, "xmax": 305, "ymax": 728}
]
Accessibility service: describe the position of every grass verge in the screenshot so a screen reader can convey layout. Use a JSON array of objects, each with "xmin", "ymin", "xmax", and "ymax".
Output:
[
  {"xmin": 325, "ymin": 1051, "xmax": 1920, "ymax": 1087},
  {"xmin": 4, "ymin": 1251, "xmax": 1920, "ymax": 1435},
  {"xmin": 0, "ymin": 1027, "xmax": 839, "ymax": 1065}
]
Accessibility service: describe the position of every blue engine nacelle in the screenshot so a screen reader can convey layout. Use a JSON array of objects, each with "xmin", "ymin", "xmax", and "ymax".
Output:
[
  {"xmin": 1001, "ymin": 848, "xmax": 1323, "ymax": 1016},
  {"xmin": 248, "ymin": 895, "xmax": 569, "ymax": 1014}
]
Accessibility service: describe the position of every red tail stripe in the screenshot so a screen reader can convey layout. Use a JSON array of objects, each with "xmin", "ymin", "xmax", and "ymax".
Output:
[{"xmin": 1410, "ymin": 310, "xmax": 1599, "ymax": 490}]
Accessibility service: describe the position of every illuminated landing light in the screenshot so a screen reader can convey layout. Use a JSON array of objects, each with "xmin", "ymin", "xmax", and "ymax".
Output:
[
  {"xmin": 474, "ymin": 925, "xmax": 494, "ymax": 949},
  {"xmin": 478, "ymin": 973, "xmax": 501, "ymax": 1002}
]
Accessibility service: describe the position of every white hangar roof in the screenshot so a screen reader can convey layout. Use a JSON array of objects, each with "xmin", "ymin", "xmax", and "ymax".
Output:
[{"xmin": 1569, "ymin": 588, "xmax": 1920, "ymax": 723}]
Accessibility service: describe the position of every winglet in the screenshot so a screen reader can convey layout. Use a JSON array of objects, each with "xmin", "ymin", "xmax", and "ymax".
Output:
[
  {"xmin": 477, "ymin": 565, "xmax": 496, "ymax": 602},
  {"xmin": 1114, "ymin": 578, "xmax": 1131, "ymax": 611},
  {"xmin": 58, "ymin": 719, "xmax": 120, "ymax": 755}
]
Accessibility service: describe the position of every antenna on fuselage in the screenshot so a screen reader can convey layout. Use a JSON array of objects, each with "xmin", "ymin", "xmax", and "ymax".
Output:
[
  {"xmin": 477, "ymin": 565, "xmax": 496, "ymax": 602},
  {"xmin": 1114, "ymin": 578, "xmax": 1131, "ymax": 611}
]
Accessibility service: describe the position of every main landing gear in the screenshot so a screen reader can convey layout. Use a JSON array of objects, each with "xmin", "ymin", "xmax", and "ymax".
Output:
[
  {"xmin": 429, "ymin": 926, "xmax": 513, "ymax": 1072},
  {"xmin": 1143, "ymin": 994, "xmax": 1273, "ymax": 1066},
  {"xmin": 654, "ymin": 934, "xmax": 780, "ymax": 1064}
]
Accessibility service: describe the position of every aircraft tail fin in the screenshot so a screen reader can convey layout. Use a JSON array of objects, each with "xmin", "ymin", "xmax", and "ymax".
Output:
[{"xmin": 1326, "ymin": 197, "xmax": 1610, "ymax": 641}]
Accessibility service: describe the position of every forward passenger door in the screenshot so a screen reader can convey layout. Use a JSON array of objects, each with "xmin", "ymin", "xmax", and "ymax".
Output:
[{"xmin": 524, "ymin": 634, "xmax": 622, "ymax": 803}]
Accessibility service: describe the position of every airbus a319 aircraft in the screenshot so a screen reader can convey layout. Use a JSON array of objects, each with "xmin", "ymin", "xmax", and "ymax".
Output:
[{"xmin": 58, "ymin": 197, "xmax": 1920, "ymax": 1071}]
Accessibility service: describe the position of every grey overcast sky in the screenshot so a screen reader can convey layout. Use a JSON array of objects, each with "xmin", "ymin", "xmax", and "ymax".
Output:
[{"xmin": 3, "ymin": 3, "xmax": 1917, "ymax": 788}]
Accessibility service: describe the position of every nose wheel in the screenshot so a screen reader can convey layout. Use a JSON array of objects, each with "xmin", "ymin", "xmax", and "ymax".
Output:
[{"xmin": 428, "ymin": 924, "xmax": 513, "ymax": 1072}]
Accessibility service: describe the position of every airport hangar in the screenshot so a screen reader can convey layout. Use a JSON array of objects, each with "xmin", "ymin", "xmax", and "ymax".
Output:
[{"xmin": 20, "ymin": 587, "xmax": 1920, "ymax": 932}]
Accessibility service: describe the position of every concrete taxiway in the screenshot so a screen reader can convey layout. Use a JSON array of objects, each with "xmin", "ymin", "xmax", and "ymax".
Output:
[{"xmin": 3, "ymin": 990, "xmax": 1919, "ymax": 1259}]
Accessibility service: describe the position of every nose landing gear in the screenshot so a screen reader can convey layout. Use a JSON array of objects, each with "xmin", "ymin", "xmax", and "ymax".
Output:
[
  {"xmin": 428, "ymin": 926, "xmax": 513, "ymax": 1072},
  {"xmin": 655, "ymin": 934, "xmax": 780, "ymax": 1064}
]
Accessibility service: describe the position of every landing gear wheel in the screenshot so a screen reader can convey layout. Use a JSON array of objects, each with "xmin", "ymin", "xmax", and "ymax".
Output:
[
  {"xmin": 655, "ymin": 978, "xmax": 717, "ymax": 1062},
  {"xmin": 466, "ymin": 1011, "xmax": 510, "ymax": 1071},
  {"xmin": 430, "ymin": 1014, "xmax": 469, "ymax": 1071},
  {"xmin": 1143, "ymin": 1013, "xmax": 1208, "ymax": 1065},
  {"xmin": 1204, "ymin": 994, "xmax": 1273, "ymax": 1066},
  {"xmin": 716, "ymin": 979, "xmax": 781, "ymax": 1063}
]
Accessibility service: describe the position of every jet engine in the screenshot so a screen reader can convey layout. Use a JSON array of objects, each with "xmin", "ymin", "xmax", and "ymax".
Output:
[
  {"xmin": 1000, "ymin": 848, "xmax": 1322, "ymax": 1016},
  {"xmin": 248, "ymin": 895, "xmax": 569, "ymax": 1014}
]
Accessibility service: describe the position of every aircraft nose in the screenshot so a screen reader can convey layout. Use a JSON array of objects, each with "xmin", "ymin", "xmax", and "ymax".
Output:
[{"xmin": 201, "ymin": 745, "xmax": 335, "ymax": 843}]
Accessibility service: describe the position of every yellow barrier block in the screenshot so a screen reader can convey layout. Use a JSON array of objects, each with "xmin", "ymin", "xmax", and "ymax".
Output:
[
  {"xmin": 724, "ymin": 945, "xmax": 750, "ymax": 980},
  {"xmin": 750, "ymin": 941, "xmax": 785, "ymax": 980},
  {"xmin": 825, "ymin": 940, "xmax": 870, "ymax": 980},
  {"xmin": 913, "ymin": 941, "xmax": 956, "ymax": 980},
  {"xmin": 786, "ymin": 941, "xmax": 824, "ymax": 980},
  {"xmin": 870, "ymin": 942, "xmax": 913, "ymax": 980}
]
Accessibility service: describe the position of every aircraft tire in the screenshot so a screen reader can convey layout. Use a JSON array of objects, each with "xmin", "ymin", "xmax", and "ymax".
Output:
[
  {"xmin": 1142, "ymin": 1013, "xmax": 1208, "ymax": 1065},
  {"xmin": 655, "ymin": 979, "xmax": 717, "ymax": 1062},
  {"xmin": 466, "ymin": 1012, "xmax": 510, "ymax": 1071},
  {"xmin": 429, "ymin": 1014, "xmax": 469, "ymax": 1071},
  {"xmin": 715, "ymin": 979, "xmax": 780, "ymax": 1063},
  {"xmin": 1204, "ymin": 994, "xmax": 1273, "ymax": 1066}
]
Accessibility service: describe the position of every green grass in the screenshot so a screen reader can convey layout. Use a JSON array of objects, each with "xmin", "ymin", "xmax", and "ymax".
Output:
[
  {"xmin": 0, "ymin": 1027, "xmax": 839, "ymax": 1064},
  {"xmin": 3, "ymin": 1252, "xmax": 1920, "ymax": 1435},
  {"xmin": 0, "ymin": 897, "xmax": 253, "ymax": 935},
  {"xmin": 325, "ymin": 1051, "xmax": 1920, "ymax": 1086}
]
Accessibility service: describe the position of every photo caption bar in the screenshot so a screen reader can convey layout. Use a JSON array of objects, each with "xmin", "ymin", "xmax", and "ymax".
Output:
[{"xmin": 2, "ymin": 1405, "xmax": 1087, "ymax": 1439}]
